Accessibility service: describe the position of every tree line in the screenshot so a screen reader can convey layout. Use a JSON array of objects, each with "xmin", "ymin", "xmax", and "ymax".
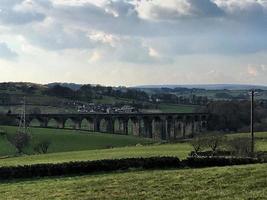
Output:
[{"xmin": 203, "ymin": 100, "xmax": 267, "ymax": 132}]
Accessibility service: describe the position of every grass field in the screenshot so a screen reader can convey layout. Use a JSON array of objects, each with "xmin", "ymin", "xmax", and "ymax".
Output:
[
  {"xmin": 0, "ymin": 127, "xmax": 266, "ymax": 199},
  {"xmin": 0, "ymin": 164, "xmax": 266, "ymax": 199},
  {"xmin": 0, "ymin": 143, "xmax": 191, "ymax": 167},
  {"xmin": 158, "ymin": 104, "xmax": 201, "ymax": 113},
  {"xmin": 0, "ymin": 126, "xmax": 154, "ymax": 157},
  {"xmin": 0, "ymin": 128, "xmax": 267, "ymax": 167}
]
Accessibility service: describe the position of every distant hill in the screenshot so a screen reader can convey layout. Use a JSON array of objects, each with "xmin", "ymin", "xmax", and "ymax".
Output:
[
  {"xmin": 136, "ymin": 84, "xmax": 267, "ymax": 90},
  {"xmin": 46, "ymin": 83, "xmax": 83, "ymax": 91}
]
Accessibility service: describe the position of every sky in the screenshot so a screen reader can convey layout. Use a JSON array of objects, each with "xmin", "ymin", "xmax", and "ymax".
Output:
[{"xmin": 1, "ymin": 0, "xmax": 267, "ymax": 86}]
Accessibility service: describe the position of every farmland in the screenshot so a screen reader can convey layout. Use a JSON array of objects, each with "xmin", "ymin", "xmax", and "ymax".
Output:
[
  {"xmin": 0, "ymin": 126, "xmax": 266, "ymax": 167},
  {"xmin": 0, "ymin": 126, "xmax": 154, "ymax": 157}
]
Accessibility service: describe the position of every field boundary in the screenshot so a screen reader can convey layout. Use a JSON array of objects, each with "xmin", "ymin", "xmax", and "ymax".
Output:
[{"xmin": 0, "ymin": 156, "xmax": 265, "ymax": 180}]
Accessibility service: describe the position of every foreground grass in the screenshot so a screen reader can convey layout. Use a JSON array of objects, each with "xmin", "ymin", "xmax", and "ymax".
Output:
[
  {"xmin": 0, "ymin": 126, "xmax": 153, "ymax": 156},
  {"xmin": 0, "ymin": 164, "xmax": 266, "ymax": 199},
  {"xmin": 0, "ymin": 143, "xmax": 191, "ymax": 167}
]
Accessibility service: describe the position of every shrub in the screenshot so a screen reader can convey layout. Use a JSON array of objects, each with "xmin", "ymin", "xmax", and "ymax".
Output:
[
  {"xmin": 227, "ymin": 137, "xmax": 252, "ymax": 157},
  {"xmin": 0, "ymin": 129, "xmax": 6, "ymax": 137},
  {"xmin": 34, "ymin": 140, "xmax": 51, "ymax": 154}
]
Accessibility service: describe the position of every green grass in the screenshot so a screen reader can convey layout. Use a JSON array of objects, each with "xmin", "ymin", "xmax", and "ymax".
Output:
[
  {"xmin": 0, "ymin": 126, "xmax": 267, "ymax": 167},
  {"xmin": 0, "ymin": 126, "xmax": 154, "ymax": 157},
  {"xmin": 227, "ymin": 132, "xmax": 267, "ymax": 151},
  {"xmin": 0, "ymin": 143, "xmax": 191, "ymax": 167},
  {"xmin": 92, "ymin": 96, "xmax": 132, "ymax": 104},
  {"xmin": 0, "ymin": 164, "xmax": 266, "ymax": 199},
  {"xmin": 158, "ymin": 104, "xmax": 201, "ymax": 113}
]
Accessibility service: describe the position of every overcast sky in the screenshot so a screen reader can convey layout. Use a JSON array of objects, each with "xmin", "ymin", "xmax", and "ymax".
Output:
[{"xmin": 1, "ymin": 0, "xmax": 267, "ymax": 86}]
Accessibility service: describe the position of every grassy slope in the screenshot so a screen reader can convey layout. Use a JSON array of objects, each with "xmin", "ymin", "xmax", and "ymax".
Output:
[
  {"xmin": 1, "ymin": 131, "xmax": 267, "ymax": 167},
  {"xmin": 0, "ymin": 164, "xmax": 266, "ymax": 200},
  {"xmin": 0, "ymin": 143, "xmax": 191, "ymax": 167},
  {"xmin": 0, "ymin": 126, "xmax": 154, "ymax": 157}
]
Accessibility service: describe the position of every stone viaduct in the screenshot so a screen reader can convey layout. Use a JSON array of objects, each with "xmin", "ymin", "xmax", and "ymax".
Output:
[{"xmin": 7, "ymin": 113, "xmax": 208, "ymax": 141}]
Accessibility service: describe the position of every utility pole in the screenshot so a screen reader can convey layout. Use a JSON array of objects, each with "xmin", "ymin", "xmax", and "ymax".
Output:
[
  {"xmin": 23, "ymin": 96, "xmax": 26, "ymax": 134},
  {"xmin": 250, "ymin": 90, "xmax": 255, "ymax": 156}
]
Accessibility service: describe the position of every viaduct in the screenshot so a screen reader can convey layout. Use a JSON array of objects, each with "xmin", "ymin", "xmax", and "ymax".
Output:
[{"xmin": 6, "ymin": 113, "xmax": 208, "ymax": 141}]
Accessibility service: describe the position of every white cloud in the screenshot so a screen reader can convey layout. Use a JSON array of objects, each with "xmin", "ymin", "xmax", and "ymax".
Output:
[
  {"xmin": 1, "ymin": 0, "xmax": 267, "ymax": 85},
  {"xmin": 0, "ymin": 42, "xmax": 17, "ymax": 60}
]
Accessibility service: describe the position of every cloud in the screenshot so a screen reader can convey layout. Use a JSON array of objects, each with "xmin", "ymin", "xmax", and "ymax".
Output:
[
  {"xmin": 136, "ymin": 0, "xmax": 225, "ymax": 21},
  {"xmin": 1, "ymin": 0, "xmax": 267, "ymax": 65},
  {"xmin": 0, "ymin": 0, "xmax": 47, "ymax": 25},
  {"xmin": 0, "ymin": 42, "xmax": 18, "ymax": 60},
  {"xmin": 247, "ymin": 64, "xmax": 267, "ymax": 77}
]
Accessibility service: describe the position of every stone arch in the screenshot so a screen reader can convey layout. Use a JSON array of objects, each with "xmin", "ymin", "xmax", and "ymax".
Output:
[
  {"xmin": 29, "ymin": 118, "xmax": 42, "ymax": 127},
  {"xmin": 152, "ymin": 116, "xmax": 162, "ymax": 140},
  {"xmin": 114, "ymin": 117, "xmax": 129, "ymax": 135},
  {"xmin": 47, "ymin": 118, "xmax": 61, "ymax": 128},
  {"xmin": 129, "ymin": 117, "xmax": 140, "ymax": 136},
  {"xmin": 185, "ymin": 115, "xmax": 194, "ymax": 138},
  {"xmin": 86, "ymin": 117, "xmax": 95, "ymax": 131},
  {"xmin": 64, "ymin": 118, "xmax": 76, "ymax": 129},
  {"xmin": 81, "ymin": 118, "xmax": 90, "ymax": 130},
  {"xmin": 99, "ymin": 118, "xmax": 108, "ymax": 132},
  {"xmin": 114, "ymin": 118, "xmax": 121, "ymax": 134},
  {"xmin": 142, "ymin": 116, "xmax": 153, "ymax": 138}
]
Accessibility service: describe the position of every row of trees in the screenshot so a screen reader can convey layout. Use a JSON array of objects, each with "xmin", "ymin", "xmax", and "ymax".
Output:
[
  {"xmin": 151, "ymin": 93, "xmax": 208, "ymax": 105},
  {"xmin": 43, "ymin": 85, "xmax": 150, "ymax": 102},
  {"xmin": 203, "ymin": 100, "xmax": 267, "ymax": 132}
]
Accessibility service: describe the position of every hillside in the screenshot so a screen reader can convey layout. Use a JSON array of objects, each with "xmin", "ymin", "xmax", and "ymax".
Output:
[
  {"xmin": 0, "ymin": 82, "xmax": 203, "ymax": 114},
  {"xmin": 0, "ymin": 126, "xmax": 154, "ymax": 157},
  {"xmin": 136, "ymin": 84, "xmax": 267, "ymax": 90}
]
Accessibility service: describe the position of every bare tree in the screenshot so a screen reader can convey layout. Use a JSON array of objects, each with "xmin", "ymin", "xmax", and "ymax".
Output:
[
  {"xmin": 206, "ymin": 134, "xmax": 226, "ymax": 155},
  {"xmin": 228, "ymin": 137, "xmax": 252, "ymax": 157},
  {"xmin": 190, "ymin": 136, "xmax": 207, "ymax": 155},
  {"xmin": 9, "ymin": 132, "xmax": 30, "ymax": 154}
]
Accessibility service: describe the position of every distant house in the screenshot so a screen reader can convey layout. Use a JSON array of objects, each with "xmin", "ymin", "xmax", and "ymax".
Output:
[{"xmin": 116, "ymin": 105, "xmax": 136, "ymax": 113}]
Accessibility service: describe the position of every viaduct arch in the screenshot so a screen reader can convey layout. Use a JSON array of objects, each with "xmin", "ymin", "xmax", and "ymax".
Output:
[{"xmin": 7, "ymin": 113, "xmax": 208, "ymax": 141}]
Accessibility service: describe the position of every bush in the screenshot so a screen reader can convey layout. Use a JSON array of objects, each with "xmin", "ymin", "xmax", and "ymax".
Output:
[
  {"xmin": 227, "ymin": 137, "xmax": 252, "ymax": 157},
  {"xmin": 0, "ymin": 129, "xmax": 6, "ymax": 137},
  {"xmin": 34, "ymin": 140, "xmax": 51, "ymax": 154}
]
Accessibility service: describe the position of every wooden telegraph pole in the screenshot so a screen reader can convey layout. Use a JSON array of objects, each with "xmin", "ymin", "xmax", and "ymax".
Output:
[{"xmin": 250, "ymin": 90, "xmax": 255, "ymax": 156}]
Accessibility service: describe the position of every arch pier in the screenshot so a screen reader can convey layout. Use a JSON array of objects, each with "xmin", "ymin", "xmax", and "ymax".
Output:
[{"xmin": 13, "ymin": 113, "xmax": 208, "ymax": 141}]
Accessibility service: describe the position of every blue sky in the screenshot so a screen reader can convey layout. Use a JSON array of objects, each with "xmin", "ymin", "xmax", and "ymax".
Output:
[{"xmin": 0, "ymin": 0, "xmax": 267, "ymax": 86}]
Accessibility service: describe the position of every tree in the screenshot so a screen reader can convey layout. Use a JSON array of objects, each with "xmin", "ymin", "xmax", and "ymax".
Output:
[
  {"xmin": 206, "ymin": 134, "xmax": 226, "ymax": 155},
  {"xmin": 8, "ymin": 132, "xmax": 30, "ymax": 154},
  {"xmin": 190, "ymin": 136, "xmax": 207, "ymax": 155},
  {"xmin": 227, "ymin": 137, "xmax": 251, "ymax": 157}
]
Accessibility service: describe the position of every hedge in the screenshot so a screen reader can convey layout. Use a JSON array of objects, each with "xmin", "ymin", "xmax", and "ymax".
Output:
[
  {"xmin": 0, "ymin": 156, "xmax": 265, "ymax": 180},
  {"xmin": 185, "ymin": 156, "xmax": 262, "ymax": 168},
  {"xmin": 0, "ymin": 157, "xmax": 181, "ymax": 180}
]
